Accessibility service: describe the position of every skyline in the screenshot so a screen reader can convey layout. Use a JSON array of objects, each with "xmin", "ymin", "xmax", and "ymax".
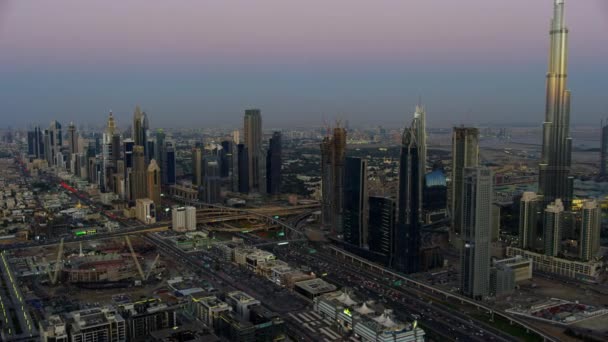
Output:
[{"xmin": 0, "ymin": 0, "xmax": 607, "ymax": 127}]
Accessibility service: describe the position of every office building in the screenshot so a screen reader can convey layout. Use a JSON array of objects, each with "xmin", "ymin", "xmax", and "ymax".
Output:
[
  {"xmin": 601, "ymin": 120, "xmax": 608, "ymax": 177},
  {"xmin": 320, "ymin": 127, "xmax": 347, "ymax": 234},
  {"xmin": 130, "ymin": 145, "xmax": 147, "ymax": 201},
  {"xmin": 342, "ymin": 157, "xmax": 368, "ymax": 247},
  {"xmin": 117, "ymin": 299, "xmax": 177, "ymax": 341},
  {"xmin": 225, "ymin": 291, "xmax": 261, "ymax": 322},
  {"xmin": 367, "ymin": 196, "xmax": 395, "ymax": 258},
  {"xmin": 155, "ymin": 129, "xmax": 165, "ymax": 174},
  {"xmin": 147, "ymin": 159, "xmax": 161, "ymax": 207},
  {"xmin": 543, "ymin": 199, "xmax": 564, "ymax": 257},
  {"xmin": 203, "ymin": 156, "xmax": 221, "ymax": 203},
  {"xmin": 493, "ymin": 256, "xmax": 533, "ymax": 283},
  {"xmin": 538, "ymin": 0, "xmax": 573, "ymax": 209},
  {"xmin": 220, "ymin": 140, "xmax": 234, "ymax": 179},
  {"xmin": 394, "ymin": 117, "xmax": 423, "ymax": 274},
  {"xmin": 192, "ymin": 147, "xmax": 203, "ymax": 187},
  {"xmin": 172, "ymin": 206, "xmax": 197, "ymax": 232},
  {"xmin": 190, "ymin": 295, "xmax": 230, "ymax": 330},
  {"xmin": 579, "ymin": 199, "xmax": 601, "ymax": 261},
  {"xmin": 27, "ymin": 126, "xmax": 45, "ymax": 159},
  {"xmin": 39, "ymin": 315, "xmax": 68, "ymax": 342},
  {"xmin": 422, "ymin": 168, "xmax": 448, "ymax": 224},
  {"xmin": 244, "ymin": 109, "xmax": 263, "ymax": 192},
  {"xmin": 237, "ymin": 144, "xmax": 249, "ymax": 193},
  {"xmin": 136, "ymin": 198, "xmax": 156, "ymax": 224},
  {"xmin": 460, "ymin": 167, "xmax": 493, "ymax": 299},
  {"xmin": 66, "ymin": 307, "xmax": 126, "ymax": 342},
  {"xmin": 132, "ymin": 106, "xmax": 149, "ymax": 160},
  {"xmin": 47, "ymin": 120, "xmax": 63, "ymax": 167},
  {"xmin": 164, "ymin": 142, "xmax": 176, "ymax": 185},
  {"xmin": 451, "ymin": 127, "xmax": 479, "ymax": 235},
  {"xmin": 266, "ymin": 131, "xmax": 282, "ymax": 195},
  {"xmin": 518, "ymin": 192, "xmax": 541, "ymax": 250}
]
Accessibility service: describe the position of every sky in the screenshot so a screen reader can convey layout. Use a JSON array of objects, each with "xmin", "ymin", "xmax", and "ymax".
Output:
[{"xmin": 0, "ymin": 0, "xmax": 607, "ymax": 129}]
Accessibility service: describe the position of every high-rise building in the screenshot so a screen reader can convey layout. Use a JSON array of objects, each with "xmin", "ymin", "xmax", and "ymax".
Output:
[
  {"xmin": 130, "ymin": 145, "xmax": 147, "ymax": 201},
  {"xmin": 28, "ymin": 126, "xmax": 45, "ymax": 159},
  {"xmin": 67, "ymin": 122, "xmax": 78, "ymax": 162},
  {"xmin": 451, "ymin": 127, "xmax": 479, "ymax": 235},
  {"xmin": 237, "ymin": 144, "xmax": 249, "ymax": 193},
  {"xmin": 266, "ymin": 132, "xmax": 282, "ymax": 195},
  {"xmin": 394, "ymin": 118, "xmax": 423, "ymax": 274},
  {"xmin": 320, "ymin": 127, "xmax": 347, "ymax": 234},
  {"xmin": 460, "ymin": 167, "xmax": 493, "ymax": 299},
  {"xmin": 244, "ymin": 109, "xmax": 262, "ymax": 192},
  {"xmin": 47, "ymin": 120, "xmax": 62, "ymax": 167},
  {"xmin": 538, "ymin": 0, "xmax": 573, "ymax": 209},
  {"xmin": 192, "ymin": 147, "xmax": 203, "ymax": 187},
  {"xmin": 367, "ymin": 196, "xmax": 395, "ymax": 259},
  {"xmin": 518, "ymin": 192, "xmax": 541, "ymax": 250},
  {"xmin": 171, "ymin": 206, "xmax": 197, "ymax": 232},
  {"xmin": 220, "ymin": 140, "xmax": 234, "ymax": 179},
  {"xmin": 147, "ymin": 159, "xmax": 162, "ymax": 207},
  {"xmin": 422, "ymin": 169, "xmax": 448, "ymax": 224},
  {"xmin": 203, "ymin": 156, "xmax": 221, "ymax": 203},
  {"xmin": 132, "ymin": 106, "xmax": 149, "ymax": 160},
  {"xmin": 136, "ymin": 198, "xmax": 156, "ymax": 224},
  {"xmin": 156, "ymin": 129, "xmax": 166, "ymax": 182},
  {"xmin": 102, "ymin": 112, "xmax": 117, "ymax": 192},
  {"xmin": 543, "ymin": 199, "xmax": 564, "ymax": 257},
  {"xmin": 600, "ymin": 120, "xmax": 608, "ymax": 177},
  {"xmin": 164, "ymin": 142, "xmax": 176, "ymax": 185},
  {"xmin": 412, "ymin": 103, "xmax": 427, "ymax": 205},
  {"xmin": 342, "ymin": 157, "xmax": 368, "ymax": 247},
  {"xmin": 123, "ymin": 139, "xmax": 135, "ymax": 200},
  {"xmin": 579, "ymin": 199, "xmax": 601, "ymax": 261}
]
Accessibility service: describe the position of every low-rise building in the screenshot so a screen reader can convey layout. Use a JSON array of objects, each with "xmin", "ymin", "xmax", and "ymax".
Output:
[
  {"xmin": 294, "ymin": 278, "xmax": 337, "ymax": 299},
  {"xmin": 66, "ymin": 307, "xmax": 127, "ymax": 342},
  {"xmin": 224, "ymin": 291, "xmax": 261, "ymax": 322},
  {"xmin": 190, "ymin": 295, "xmax": 231, "ymax": 330}
]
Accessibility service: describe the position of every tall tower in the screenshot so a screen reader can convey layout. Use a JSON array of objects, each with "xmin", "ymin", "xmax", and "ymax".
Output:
[
  {"xmin": 203, "ymin": 156, "xmax": 221, "ymax": 203},
  {"xmin": 579, "ymin": 199, "xmax": 601, "ymax": 261},
  {"xmin": 368, "ymin": 197, "xmax": 396, "ymax": 259},
  {"xmin": 192, "ymin": 147, "xmax": 203, "ymax": 187},
  {"xmin": 266, "ymin": 132, "xmax": 282, "ymax": 195},
  {"xmin": 412, "ymin": 103, "xmax": 427, "ymax": 188},
  {"xmin": 342, "ymin": 157, "xmax": 368, "ymax": 247},
  {"xmin": 320, "ymin": 136, "xmax": 333, "ymax": 229},
  {"xmin": 130, "ymin": 145, "xmax": 147, "ymax": 201},
  {"xmin": 543, "ymin": 199, "xmax": 564, "ymax": 257},
  {"xmin": 68, "ymin": 122, "xmax": 78, "ymax": 155},
  {"xmin": 538, "ymin": 0, "xmax": 573, "ymax": 208},
  {"xmin": 237, "ymin": 144, "xmax": 249, "ymax": 194},
  {"xmin": 394, "ymin": 118, "xmax": 423, "ymax": 274},
  {"xmin": 331, "ymin": 127, "xmax": 347, "ymax": 233},
  {"xmin": 244, "ymin": 109, "xmax": 262, "ymax": 192},
  {"xmin": 451, "ymin": 127, "xmax": 479, "ymax": 235},
  {"xmin": 600, "ymin": 120, "xmax": 608, "ymax": 177},
  {"xmin": 518, "ymin": 192, "xmax": 541, "ymax": 250},
  {"xmin": 460, "ymin": 167, "xmax": 493, "ymax": 300},
  {"xmin": 147, "ymin": 159, "xmax": 162, "ymax": 206},
  {"xmin": 48, "ymin": 120, "xmax": 63, "ymax": 167}
]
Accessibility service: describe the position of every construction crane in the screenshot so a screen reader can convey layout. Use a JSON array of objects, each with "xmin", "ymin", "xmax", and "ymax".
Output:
[
  {"xmin": 125, "ymin": 236, "xmax": 146, "ymax": 281},
  {"xmin": 48, "ymin": 238, "xmax": 64, "ymax": 285},
  {"xmin": 144, "ymin": 254, "xmax": 160, "ymax": 281}
]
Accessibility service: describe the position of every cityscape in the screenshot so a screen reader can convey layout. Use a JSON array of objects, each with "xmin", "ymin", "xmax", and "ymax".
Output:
[{"xmin": 0, "ymin": 1, "xmax": 608, "ymax": 341}]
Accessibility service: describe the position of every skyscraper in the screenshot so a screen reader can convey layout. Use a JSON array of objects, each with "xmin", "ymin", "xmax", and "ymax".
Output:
[
  {"xmin": 237, "ymin": 144, "xmax": 249, "ymax": 194},
  {"xmin": 367, "ymin": 197, "xmax": 395, "ymax": 259},
  {"xmin": 543, "ymin": 199, "xmax": 564, "ymax": 257},
  {"xmin": 422, "ymin": 169, "xmax": 448, "ymax": 224},
  {"xmin": 342, "ymin": 157, "xmax": 368, "ymax": 247},
  {"xmin": 47, "ymin": 120, "xmax": 62, "ymax": 167},
  {"xmin": 394, "ymin": 117, "xmax": 423, "ymax": 274},
  {"xmin": 600, "ymin": 120, "xmax": 608, "ymax": 177},
  {"xmin": 412, "ymin": 103, "xmax": 427, "ymax": 200},
  {"xmin": 133, "ymin": 106, "xmax": 149, "ymax": 160},
  {"xmin": 320, "ymin": 127, "xmax": 347, "ymax": 234},
  {"xmin": 460, "ymin": 167, "xmax": 493, "ymax": 299},
  {"xmin": 203, "ymin": 156, "xmax": 221, "ymax": 203},
  {"xmin": 165, "ymin": 142, "xmax": 176, "ymax": 185},
  {"xmin": 266, "ymin": 132, "xmax": 282, "ymax": 195},
  {"xmin": 451, "ymin": 127, "xmax": 479, "ymax": 235},
  {"xmin": 130, "ymin": 145, "xmax": 147, "ymax": 201},
  {"xmin": 518, "ymin": 192, "xmax": 541, "ymax": 250},
  {"xmin": 244, "ymin": 109, "xmax": 262, "ymax": 192},
  {"xmin": 192, "ymin": 147, "xmax": 203, "ymax": 187},
  {"xmin": 67, "ymin": 122, "xmax": 78, "ymax": 156},
  {"xmin": 538, "ymin": 0, "xmax": 573, "ymax": 208},
  {"xmin": 147, "ymin": 159, "xmax": 162, "ymax": 207},
  {"xmin": 579, "ymin": 199, "xmax": 601, "ymax": 261}
]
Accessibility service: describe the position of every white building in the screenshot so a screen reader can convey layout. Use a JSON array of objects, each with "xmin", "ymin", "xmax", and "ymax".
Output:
[
  {"xmin": 225, "ymin": 291, "xmax": 261, "ymax": 321},
  {"xmin": 172, "ymin": 206, "xmax": 197, "ymax": 232},
  {"xmin": 66, "ymin": 307, "xmax": 126, "ymax": 342}
]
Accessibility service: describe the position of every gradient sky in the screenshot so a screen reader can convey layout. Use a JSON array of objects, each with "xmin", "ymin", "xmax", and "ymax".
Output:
[{"xmin": 0, "ymin": 0, "xmax": 607, "ymax": 128}]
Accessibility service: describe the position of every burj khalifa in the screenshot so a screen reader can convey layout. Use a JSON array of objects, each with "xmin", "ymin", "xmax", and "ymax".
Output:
[{"xmin": 538, "ymin": 0, "xmax": 573, "ymax": 208}]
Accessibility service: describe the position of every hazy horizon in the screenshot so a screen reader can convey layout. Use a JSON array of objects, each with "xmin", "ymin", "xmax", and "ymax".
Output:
[{"xmin": 1, "ymin": 0, "xmax": 607, "ymax": 128}]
